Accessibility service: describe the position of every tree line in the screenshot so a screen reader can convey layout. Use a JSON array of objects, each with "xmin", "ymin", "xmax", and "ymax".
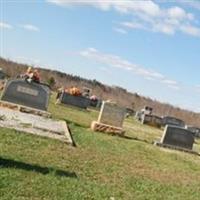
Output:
[{"xmin": 0, "ymin": 57, "xmax": 200, "ymax": 127}]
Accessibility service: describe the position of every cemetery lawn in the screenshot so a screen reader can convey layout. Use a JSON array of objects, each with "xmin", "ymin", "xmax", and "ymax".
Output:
[{"xmin": 1, "ymin": 95, "xmax": 200, "ymax": 200}]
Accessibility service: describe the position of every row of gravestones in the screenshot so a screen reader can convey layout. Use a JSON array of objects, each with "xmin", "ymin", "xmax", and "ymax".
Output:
[
  {"xmin": 94, "ymin": 102, "xmax": 199, "ymax": 154},
  {"xmin": 0, "ymin": 78, "xmax": 199, "ymax": 154},
  {"xmin": 91, "ymin": 101, "xmax": 199, "ymax": 154},
  {"xmin": 136, "ymin": 107, "xmax": 200, "ymax": 139},
  {"xmin": 141, "ymin": 114, "xmax": 185, "ymax": 128}
]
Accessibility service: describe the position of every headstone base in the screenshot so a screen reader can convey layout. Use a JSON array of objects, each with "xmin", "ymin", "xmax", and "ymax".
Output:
[
  {"xmin": 91, "ymin": 121, "xmax": 125, "ymax": 136},
  {"xmin": 154, "ymin": 142, "xmax": 199, "ymax": 156},
  {"xmin": 0, "ymin": 100, "xmax": 51, "ymax": 118}
]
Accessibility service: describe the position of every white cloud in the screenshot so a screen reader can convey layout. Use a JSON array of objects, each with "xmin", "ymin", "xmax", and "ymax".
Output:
[
  {"xmin": 47, "ymin": 0, "xmax": 200, "ymax": 38},
  {"xmin": 80, "ymin": 48, "xmax": 180, "ymax": 90},
  {"xmin": 120, "ymin": 21, "xmax": 145, "ymax": 30},
  {"xmin": 20, "ymin": 24, "xmax": 40, "ymax": 32},
  {"xmin": 167, "ymin": 6, "xmax": 190, "ymax": 20},
  {"xmin": 162, "ymin": 79, "xmax": 180, "ymax": 90},
  {"xmin": 180, "ymin": 25, "xmax": 200, "ymax": 37},
  {"xmin": 162, "ymin": 79, "xmax": 177, "ymax": 85},
  {"xmin": 176, "ymin": 0, "xmax": 200, "ymax": 11},
  {"xmin": 0, "ymin": 22, "xmax": 13, "ymax": 29},
  {"xmin": 12, "ymin": 56, "xmax": 41, "ymax": 66},
  {"xmin": 113, "ymin": 27, "xmax": 127, "ymax": 34},
  {"xmin": 47, "ymin": 0, "xmax": 161, "ymax": 16}
]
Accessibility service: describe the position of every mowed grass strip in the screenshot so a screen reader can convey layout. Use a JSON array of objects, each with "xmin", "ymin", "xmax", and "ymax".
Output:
[{"xmin": 1, "ymin": 94, "xmax": 200, "ymax": 199}]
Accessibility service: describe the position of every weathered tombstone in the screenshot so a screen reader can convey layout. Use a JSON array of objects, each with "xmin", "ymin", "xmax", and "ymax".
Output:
[
  {"xmin": 82, "ymin": 87, "xmax": 91, "ymax": 98},
  {"xmin": 0, "ymin": 70, "xmax": 5, "ymax": 80},
  {"xmin": 59, "ymin": 92, "xmax": 90, "ymax": 109},
  {"xmin": 162, "ymin": 116, "xmax": 185, "ymax": 128},
  {"xmin": 1, "ymin": 79, "xmax": 50, "ymax": 111},
  {"xmin": 0, "ymin": 69, "xmax": 6, "ymax": 89},
  {"xmin": 136, "ymin": 106, "xmax": 153, "ymax": 121},
  {"xmin": 186, "ymin": 126, "xmax": 200, "ymax": 138},
  {"xmin": 141, "ymin": 114, "xmax": 162, "ymax": 128},
  {"xmin": 90, "ymin": 99, "xmax": 98, "ymax": 107},
  {"xmin": 91, "ymin": 101, "xmax": 126, "ymax": 136},
  {"xmin": 126, "ymin": 108, "xmax": 135, "ymax": 117},
  {"xmin": 155, "ymin": 125, "xmax": 195, "ymax": 152}
]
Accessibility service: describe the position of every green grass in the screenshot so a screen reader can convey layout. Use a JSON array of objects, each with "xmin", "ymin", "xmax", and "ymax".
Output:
[{"xmin": 1, "ymin": 94, "xmax": 200, "ymax": 199}]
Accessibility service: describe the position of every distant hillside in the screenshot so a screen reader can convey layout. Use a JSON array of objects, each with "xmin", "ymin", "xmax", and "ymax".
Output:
[{"xmin": 0, "ymin": 57, "xmax": 200, "ymax": 126}]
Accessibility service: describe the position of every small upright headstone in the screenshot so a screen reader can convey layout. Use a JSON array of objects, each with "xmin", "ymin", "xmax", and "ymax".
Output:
[
  {"xmin": 126, "ymin": 108, "xmax": 135, "ymax": 117},
  {"xmin": 0, "ymin": 70, "xmax": 6, "ymax": 80},
  {"xmin": 136, "ymin": 106, "xmax": 153, "ymax": 121},
  {"xmin": 0, "ymin": 70, "xmax": 6, "ymax": 90},
  {"xmin": 155, "ymin": 125, "xmax": 195, "ymax": 153},
  {"xmin": 141, "ymin": 114, "xmax": 162, "ymax": 128},
  {"xmin": 1, "ymin": 79, "xmax": 50, "ymax": 111},
  {"xmin": 91, "ymin": 101, "xmax": 126, "ymax": 136},
  {"xmin": 162, "ymin": 116, "xmax": 185, "ymax": 128},
  {"xmin": 186, "ymin": 126, "xmax": 200, "ymax": 138},
  {"xmin": 59, "ymin": 92, "xmax": 90, "ymax": 109}
]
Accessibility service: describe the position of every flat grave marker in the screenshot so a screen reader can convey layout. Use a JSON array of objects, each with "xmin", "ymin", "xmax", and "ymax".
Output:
[{"xmin": 0, "ymin": 107, "xmax": 74, "ymax": 146}]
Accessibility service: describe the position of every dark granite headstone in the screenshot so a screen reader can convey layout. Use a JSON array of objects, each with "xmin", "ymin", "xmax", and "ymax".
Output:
[
  {"xmin": 60, "ymin": 92, "xmax": 90, "ymax": 109},
  {"xmin": 126, "ymin": 108, "xmax": 135, "ymax": 117},
  {"xmin": 90, "ymin": 99, "xmax": 98, "ymax": 107},
  {"xmin": 1, "ymin": 79, "xmax": 50, "ymax": 111},
  {"xmin": 0, "ymin": 71, "xmax": 5, "ymax": 80},
  {"xmin": 90, "ymin": 99, "xmax": 102, "ymax": 109},
  {"xmin": 162, "ymin": 116, "xmax": 185, "ymax": 128},
  {"xmin": 160, "ymin": 125, "xmax": 194, "ymax": 150},
  {"xmin": 187, "ymin": 126, "xmax": 200, "ymax": 138},
  {"xmin": 142, "ymin": 114, "xmax": 162, "ymax": 128}
]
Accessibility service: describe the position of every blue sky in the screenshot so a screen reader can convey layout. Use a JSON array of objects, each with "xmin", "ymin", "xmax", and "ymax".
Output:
[{"xmin": 0, "ymin": 0, "xmax": 200, "ymax": 112}]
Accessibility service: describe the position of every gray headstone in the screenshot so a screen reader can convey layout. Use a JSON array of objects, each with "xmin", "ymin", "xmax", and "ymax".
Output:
[
  {"xmin": 98, "ymin": 101, "xmax": 126, "ymax": 127},
  {"xmin": 126, "ymin": 108, "xmax": 135, "ymax": 117},
  {"xmin": 60, "ymin": 92, "xmax": 90, "ymax": 109},
  {"xmin": 162, "ymin": 116, "xmax": 185, "ymax": 128},
  {"xmin": 187, "ymin": 126, "xmax": 200, "ymax": 138},
  {"xmin": 160, "ymin": 125, "xmax": 194, "ymax": 150},
  {"xmin": 1, "ymin": 79, "xmax": 50, "ymax": 111},
  {"xmin": 0, "ymin": 71, "xmax": 5, "ymax": 80},
  {"xmin": 142, "ymin": 114, "xmax": 162, "ymax": 127}
]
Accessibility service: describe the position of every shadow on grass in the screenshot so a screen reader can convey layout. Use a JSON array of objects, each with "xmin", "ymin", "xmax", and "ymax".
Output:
[
  {"xmin": 64, "ymin": 119, "xmax": 88, "ymax": 128},
  {"xmin": 0, "ymin": 157, "xmax": 77, "ymax": 178},
  {"xmin": 122, "ymin": 135, "xmax": 150, "ymax": 144}
]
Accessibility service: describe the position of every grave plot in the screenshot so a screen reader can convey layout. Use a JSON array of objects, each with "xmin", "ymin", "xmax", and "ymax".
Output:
[
  {"xmin": 141, "ymin": 114, "xmax": 163, "ymax": 128},
  {"xmin": 57, "ymin": 92, "xmax": 91, "ymax": 109},
  {"xmin": 91, "ymin": 101, "xmax": 126, "ymax": 136},
  {"xmin": 155, "ymin": 125, "xmax": 199, "ymax": 155},
  {"xmin": 0, "ymin": 107, "xmax": 74, "ymax": 146},
  {"xmin": 0, "ymin": 78, "xmax": 74, "ymax": 146}
]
